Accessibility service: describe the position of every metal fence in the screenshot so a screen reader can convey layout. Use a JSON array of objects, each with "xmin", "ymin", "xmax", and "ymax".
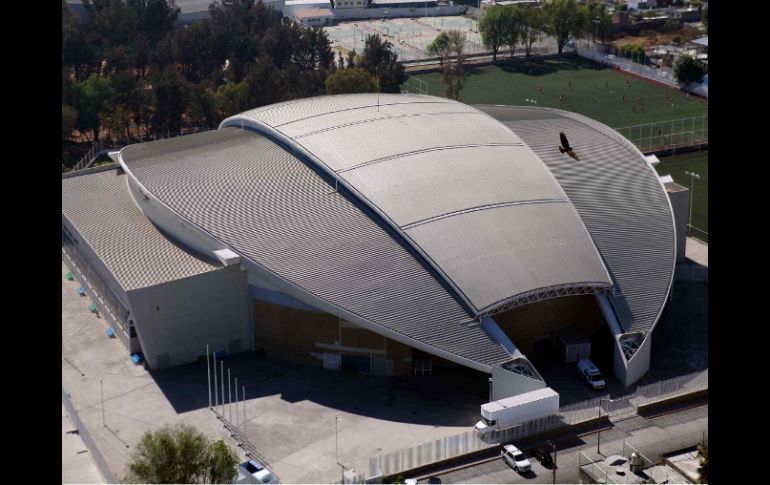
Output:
[
  {"xmin": 614, "ymin": 115, "xmax": 708, "ymax": 153},
  {"xmin": 365, "ymin": 369, "xmax": 707, "ymax": 480},
  {"xmin": 62, "ymin": 387, "xmax": 117, "ymax": 484},
  {"xmin": 577, "ymin": 43, "xmax": 678, "ymax": 88},
  {"xmin": 576, "ymin": 43, "xmax": 708, "ymax": 98},
  {"xmin": 635, "ymin": 369, "xmax": 708, "ymax": 405}
]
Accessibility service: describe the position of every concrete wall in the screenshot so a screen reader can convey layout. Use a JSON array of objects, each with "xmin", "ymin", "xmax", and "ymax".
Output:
[
  {"xmin": 667, "ymin": 185, "xmax": 689, "ymax": 264},
  {"xmin": 127, "ymin": 265, "xmax": 251, "ymax": 369},
  {"xmin": 330, "ymin": 5, "xmax": 464, "ymax": 20},
  {"xmin": 491, "ymin": 365, "xmax": 546, "ymax": 400},
  {"xmin": 492, "ymin": 295, "xmax": 605, "ymax": 355}
]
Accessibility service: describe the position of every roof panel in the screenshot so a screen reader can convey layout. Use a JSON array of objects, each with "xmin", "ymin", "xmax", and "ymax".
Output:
[
  {"xmin": 61, "ymin": 169, "xmax": 220, "ymax": 291},
  {"xmin": 295, "ymin": 111, "xmax": 522, "ymax": 171},
  {"xmin": 405, "ymin": 202, "xmax": 613, "ymax": 311},
  {"xmin": 341, "ymin": 145, "xmax": 567, "ymax": 227}
]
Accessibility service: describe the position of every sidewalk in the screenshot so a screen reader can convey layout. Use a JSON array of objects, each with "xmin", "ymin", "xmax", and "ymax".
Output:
[{"xmin": 62, "ymin": 404, "xmax": 104, "ymax": 484}]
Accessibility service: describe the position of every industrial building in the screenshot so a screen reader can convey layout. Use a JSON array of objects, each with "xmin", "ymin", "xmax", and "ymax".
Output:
[{"xmin": 62, "ymin": 94, "xmax": 678, "ymax": 395}]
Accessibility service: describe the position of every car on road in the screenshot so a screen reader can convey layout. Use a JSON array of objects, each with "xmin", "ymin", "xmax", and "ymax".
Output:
[
  {"xmin": 501, "ymin": 444, "xmax": 531, "ymax": 473},
  {"xmin": 532, "ymin": 447, "xmax": 554, "ymax": 468}
]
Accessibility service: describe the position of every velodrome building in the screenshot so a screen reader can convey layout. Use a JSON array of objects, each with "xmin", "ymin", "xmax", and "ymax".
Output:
[{"xmin": 62, "ymin": 94, "xmax": 679, "ymax": 396}]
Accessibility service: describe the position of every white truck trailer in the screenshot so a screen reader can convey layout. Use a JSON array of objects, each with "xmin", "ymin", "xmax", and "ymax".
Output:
[{"xmin": 474, "ymin": 387, "xmax": 559, "ymax": 434}]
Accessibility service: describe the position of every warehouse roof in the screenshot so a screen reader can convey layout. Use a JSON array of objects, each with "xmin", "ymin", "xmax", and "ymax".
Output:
[
  {"xmin": 223, "ymin": 94, "xmax": 612, "ymax": 314},
  {"xmin": 478, "ymin": 105, "xmax": 676, "ymax": 334},
  {"xmin": 61, "ymin": 168, "xmax": 220, "ymax": 291}
]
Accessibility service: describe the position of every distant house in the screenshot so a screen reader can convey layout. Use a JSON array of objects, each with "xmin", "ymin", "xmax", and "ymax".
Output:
[
  {"xmin": 293, "ymin": 8, "xmax": 335, "ymax": 26},
  {"xmin": 333, "ymin": 0, "xmax": 368, "ymax": 8}
]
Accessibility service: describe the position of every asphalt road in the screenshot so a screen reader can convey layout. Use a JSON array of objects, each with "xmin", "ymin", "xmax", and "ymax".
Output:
[{"xmin": 423, "ymin": 403, "xmax": 707, "ymax": 484}]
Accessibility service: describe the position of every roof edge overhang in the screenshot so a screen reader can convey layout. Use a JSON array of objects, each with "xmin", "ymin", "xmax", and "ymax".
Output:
[{"xmin": 483, "ymin": 282, "xmax": 614, "ymax": 317}]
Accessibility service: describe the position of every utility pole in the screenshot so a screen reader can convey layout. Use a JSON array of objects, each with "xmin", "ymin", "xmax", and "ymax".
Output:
[
  {"xmin": 100, "ymin": 378, "xmax": 105, "ymax": 427},
  {"xmin": 597, "ymin": 398, "xmax": 609, "ymax": 454},
  {"xmin": 549, "ymin": 440, "xmax": 557, "ymax": 484}
]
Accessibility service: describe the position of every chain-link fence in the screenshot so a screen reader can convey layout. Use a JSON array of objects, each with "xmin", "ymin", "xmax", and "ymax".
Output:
[
  {"xmin": 577, "ymin": 43, "xmax": 678, "ymax": 88},
  {"xmin": 614, "ymin": 115, "xmax": 708, "ymax": 153}
]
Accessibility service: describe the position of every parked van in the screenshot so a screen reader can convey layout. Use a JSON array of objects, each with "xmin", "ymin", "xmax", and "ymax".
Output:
[{"xmin": 577, "ymin": 358, "xmax": 606, "ymax": 390}]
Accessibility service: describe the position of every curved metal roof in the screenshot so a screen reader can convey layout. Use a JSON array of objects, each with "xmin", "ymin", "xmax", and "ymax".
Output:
[
  {"xmin": 119, "ymin": 128, "xmax": 513, "ymax": 371},
  {"xmin": 222, "ymin": 94, "xmax": 612, "ymax": 313},
  {"xmin": 477, "ymin": 105, "xmax": 676, "ymax": 335}
]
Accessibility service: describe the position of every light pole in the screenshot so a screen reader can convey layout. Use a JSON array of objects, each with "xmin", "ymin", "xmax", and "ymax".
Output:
[
  {"xmin": 597, "ymin": 398, "xmax": 609, "ymax": 454},
  {"xmin": 685, "ymin": 171, "xmax": 701, "ymax": 235},
  {"xmin": 593, "ymin": 18, "xmax": 600, "ymax": 46},
  {"xmin": 220, "ymin": 361, "xmax": 225, "ymax": 417},
  {"xmin": 206, "ymin": 345, "xmax": 211, "ymax": 409},
  {"xmin": 100, "ymin": 378, "xmax": 105, "ymax": 427},
  {"xmin": 336, "ymin": 415, "xmax": 344, "ymax": 483},
  {"xmin": 213, "ymin": 352, "xmax": 218, "ymax": 409},
  {"xmin": 548, "ymin": 440, "xmax": 557, "ymax": 484},
  {"xmin": 228, "ymin": 368, "xmax": 232, "ymax": 423},
  {"xmin": 488, "ymin": 377, "xmax": 493, "ymax": 402}
]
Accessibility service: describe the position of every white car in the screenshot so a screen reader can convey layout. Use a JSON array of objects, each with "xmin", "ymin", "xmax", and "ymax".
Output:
[
  {"xmin": 577, "ymin": 358, "xmax": 606, "ymax": 390},
  {"xmin": 502, "ymin": 444, "xmax": 531, "ymax": 473}
]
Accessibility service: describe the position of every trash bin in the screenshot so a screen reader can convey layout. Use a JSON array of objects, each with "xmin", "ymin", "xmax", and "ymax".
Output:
[{"xmin": 106, "ymin": 327, "xmax": 115, "ymax": 338}]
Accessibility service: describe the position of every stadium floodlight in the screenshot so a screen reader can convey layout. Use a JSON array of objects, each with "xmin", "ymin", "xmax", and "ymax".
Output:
[{"xmin": 685, "ymin": 171, "xmax": 701, "ymax": 233}]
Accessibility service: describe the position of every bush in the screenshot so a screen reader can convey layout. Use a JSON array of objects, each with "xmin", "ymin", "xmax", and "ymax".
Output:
[{"xmin": 673, "ymin": 54, "xmax": 705, "ymax": 85}]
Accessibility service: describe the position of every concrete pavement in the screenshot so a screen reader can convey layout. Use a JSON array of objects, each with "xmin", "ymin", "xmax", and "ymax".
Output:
[{"xmin": 62, "ymin": 404, "xmax": 104, "ymax": 484}]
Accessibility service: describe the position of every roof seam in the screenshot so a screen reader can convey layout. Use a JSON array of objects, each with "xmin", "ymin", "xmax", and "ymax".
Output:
[
  {"xmin": 401, "ymin": 198, "xmax": 571, "ymax": 229},
  {"xmin": 336, "ymin": 143, "xmax": 524, "ymax": 173}
]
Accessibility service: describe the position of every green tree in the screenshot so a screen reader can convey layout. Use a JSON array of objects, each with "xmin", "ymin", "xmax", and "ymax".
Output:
[
  {"xmin": 187, "ymin": 83, "xmax": 219, "ymax": 129},
  {"xmin": 427, "ymin": 32, "xmax": 451, "ymax": 66},
  {"xmin": 702, "ymin": 6, "xmax": 708, "ymax": 33},
  {"xmin": 71, "ymin": 74, "xmax": 114, "ymax": 142},
  {"xmin": 442, "ymin": 30, "xmax": 468, "ymax": 100},
  {"xmin": 125, "ymin": 423, "xmax": 238, "ymax": 484},
  {"xmin": 673, "ymin": 54, "xmax": 705, "ymax": 85},
  {"xmin": 62, "ymin": 104, "xmax": 78, "ymax": 143},
  {"xmin": 479, "ymin": 7, "xmax": 508, "ymax": 61},
  {"xmin": 360, "ymin": 34, "xmax": 407, "ymax": 93},
  {"xmin": 542, "ymin": 0, "xmax": 586, "ymax": 54},
  {"xmin": 215, "ymin": 81, "xmax": 251, "ymax": 119},
  {"xmin": 520, "ymin": 7, "xmax": 544, "ymax": 57},
  {"xmin": 585, "ymin": 0, "xmax": 612, "ymax": 44},
  {"xmin": 151, "ymin": 67, "xmax": 188, "ymax": 135},
  {"xmin": 503, "ymin": 6, "xmax": 524, "ymax": 58},
  {"xmin": 325, "ymin": 67, "xmax": 378, "ymax": 94}
]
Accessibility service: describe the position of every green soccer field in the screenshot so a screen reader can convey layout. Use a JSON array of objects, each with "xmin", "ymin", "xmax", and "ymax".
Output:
[
  {"xmin": 655, "ymin": 150, "xmax": 709, "ymax": 242},
  {"xmin": 407, "ymin": 57, "xmax": 708, "ymax": 129}
]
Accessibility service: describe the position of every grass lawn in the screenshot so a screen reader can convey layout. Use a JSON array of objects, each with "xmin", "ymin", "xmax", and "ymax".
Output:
[
  {"xmin": 408, "ymin": 57, "xmax": 708, "ymax": 129},
  {"xmin": 655, "ymin": 150, "xmax": 708, "ymax": 241}
]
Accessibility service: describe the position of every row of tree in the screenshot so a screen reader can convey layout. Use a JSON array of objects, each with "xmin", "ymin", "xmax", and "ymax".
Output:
[
  {"xmin": 478, "ymin": 0, "xmax": 612, "ymax": 61},
  {"xmin": 62, "ymin": 0, "xmax": 406, "ymax": 163}
]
